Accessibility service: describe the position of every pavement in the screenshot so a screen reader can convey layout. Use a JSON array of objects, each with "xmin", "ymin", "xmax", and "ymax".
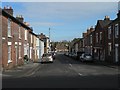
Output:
[
  {"xmin": 93, "ymin": 60, "xmax": 119, "ymax": 69},
  {"xmin": 2, "ymin": 61, "xmax": 40, "ymax": 78}
]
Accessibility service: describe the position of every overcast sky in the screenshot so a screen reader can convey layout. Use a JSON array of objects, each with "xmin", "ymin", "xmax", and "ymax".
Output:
[{"xmin": 2, "ymin": 2, "xmax": 119, "ymax": 41}]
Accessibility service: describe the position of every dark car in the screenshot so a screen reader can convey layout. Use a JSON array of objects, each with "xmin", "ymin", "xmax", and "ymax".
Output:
[{"xmin": 76, "ymin": 51, "xmax": 85, "ymax": 60}]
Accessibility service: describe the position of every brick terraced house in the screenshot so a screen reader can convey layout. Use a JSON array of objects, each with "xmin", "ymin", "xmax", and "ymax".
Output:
[
  {"xmin": 105, "ymin": 10, "xmax": 120, "ymax": 63},
  {"xmin": 1, "ymin": 6, "xmax": 45, "ymax": 70},
  {"xmin": 93, "ymin": 16, "xmax": 113, "ymax": 61}
]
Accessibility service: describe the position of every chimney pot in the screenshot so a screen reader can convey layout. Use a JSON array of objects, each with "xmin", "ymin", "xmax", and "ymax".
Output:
[
  {"xmin": 3, "ymin": 6, "xmax": 13, "ymax": 16},
  {"xmin": 104, "ymin": 16, "xmax": 110, "ymax": 20},
  {"xmin": 16, "ymin": 15, "xmax": 24, "ymax": 23}
]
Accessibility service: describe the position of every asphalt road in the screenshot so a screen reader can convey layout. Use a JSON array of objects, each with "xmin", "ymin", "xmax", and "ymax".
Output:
[{"xmin": 2, "ymin": 54, "xmax": 119, "ymax": 89}]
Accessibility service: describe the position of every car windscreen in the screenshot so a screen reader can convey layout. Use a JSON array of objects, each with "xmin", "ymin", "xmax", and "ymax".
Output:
[{"xmin": 43, "ymin": 54, "xmax": 51, "ymax": 57}]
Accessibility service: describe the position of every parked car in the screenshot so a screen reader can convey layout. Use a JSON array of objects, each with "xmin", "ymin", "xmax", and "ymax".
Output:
[
  {"xmin": 64, "ymin": 52, "xmax": 69, "ymax": 56},
  {"xmin": 76, "ymin": 51, "xmax": 85, "ymax": 60},
  {"xmin": 71, "ymin": 52, "xmax": 77, "ymax": 59},
  {"xmin": 41, "ymin": 53, "xmax": 53, "ymax": 63},
  {"xmin": 80, "ymin": 53, "xmax": 93, "ymax": 62},
  {"xmin": 68, "ymin": 53, "xmax": 72, "ymax": 57}
]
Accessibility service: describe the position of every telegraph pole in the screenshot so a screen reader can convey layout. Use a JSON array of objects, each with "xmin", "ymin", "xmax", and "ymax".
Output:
[
  {"xmin": 49, "ymin": 28, "xmax": 51, "ymax": 52},
  {"xmin": 49, "ymin": 28, "xmax": 50, "ymax": 42}
]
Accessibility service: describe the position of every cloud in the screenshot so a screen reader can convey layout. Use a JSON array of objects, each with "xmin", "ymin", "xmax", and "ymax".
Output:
[
  {"xmin": 16, "ymin": 2, "xmax": 117, "ymax": 23},
  {"xmin": 2, "ymin": 2, "xmax": 118, "ymax": 41},
  {"xmin": 30, "ymin": 22, "xmax": 64, "ymax": 27}
]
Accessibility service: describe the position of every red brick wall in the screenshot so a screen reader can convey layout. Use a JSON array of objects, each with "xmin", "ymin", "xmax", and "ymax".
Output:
[
  {"xmin": 0, "ymin": 13, "xmax": 2, "ymax": 67},
  {"xmin": 2, "ymin": 16, "xmax": 8, "ymax": 69},
  {"xmin": 2, "ymin": 14, "xmax": 26, "ymax": 70}
]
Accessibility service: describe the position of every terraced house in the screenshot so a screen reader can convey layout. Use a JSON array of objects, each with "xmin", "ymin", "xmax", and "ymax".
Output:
[
  {"xmin": 1, "ymin": 6, "xmax": 45, "ymax": 70},
  {"xmin": 93, "ymin": 16, "xmax": 112, "ymax": 61},
  {"xmin": 105, "ymin": 10, "xmax": 120, "ymax": 63}
]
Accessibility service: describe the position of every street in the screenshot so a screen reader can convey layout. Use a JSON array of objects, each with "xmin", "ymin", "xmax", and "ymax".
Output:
[{"xmin": 2, "ymin": 53, "xmax": 119, "ymax": 89}]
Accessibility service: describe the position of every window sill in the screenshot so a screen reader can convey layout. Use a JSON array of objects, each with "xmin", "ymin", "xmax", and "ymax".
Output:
[
  {"xmin": 19, "ymin": 57, "xmax": 22, "ymax": 59},
  {"xmin": 8, "ymin": 35, "xmax": 12, "ymax": 38},
  {"xmin": 8, "ymin": 60, "xmax": 12, "ymax": 64},
  {"xmin": 19, "ymin": 37, "xmax": 22, "ymax": 40}
]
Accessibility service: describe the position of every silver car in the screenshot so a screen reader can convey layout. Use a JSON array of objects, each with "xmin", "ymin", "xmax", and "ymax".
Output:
[
  {"xmin": 41, "ymin": 53, "xmax": 53, "ymax": 63},
  {"xmin": 80, "ymin": 53, "xmax": 93, "ymax": 62}
]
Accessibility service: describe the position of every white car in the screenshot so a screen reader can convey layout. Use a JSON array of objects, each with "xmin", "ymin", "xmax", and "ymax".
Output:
[
  {"xmin": 41, "ymin": 53, "xmax": 53, "ymax": 63},
  {"xmin": 80, "ymin": 53, "xmax": 93, "ymax": 62}
]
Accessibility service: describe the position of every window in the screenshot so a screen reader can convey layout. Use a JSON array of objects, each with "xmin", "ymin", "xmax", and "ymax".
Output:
[
  {"xmin": 90, "ymin": 35, "xmax": 92, "ymax": 44},
  {"xmin": 100, "ymin": 32, "xmax": 102, "ymax": 41},
  {"xmin": 31, "ymin": 34, "xmax": 33, "ymax": 43},
  {"xmin": 19, "ymin": 25, "xmax": 21, "ymax": 39},
  {"xmin": 8, "ymin": 46, "xmax": 11, "ymax": 60},
  {"xmin": 115, "ymin": 24, "xmax": 119, "ymax": 38},
  {"xmin": 108, "ymin": 43, "xmax": 111, "ymax": 56},
  {"xmin": 8, "ymin": 18, "xmax": 11, "ymax": 37},
  {"xmin": 25, "ymin": 29, "xmax": 27, "ymax": 40},
  {"xmin": 108, "ymin": 26, "xmax": 111, "ymax": 39},
  {"xmin": 96, "ymin": 33, "xmax": 98, "ymax": 43},
  {"xmin": 19, "ymin": 46, "xmax": 21, "ymax": 58}
]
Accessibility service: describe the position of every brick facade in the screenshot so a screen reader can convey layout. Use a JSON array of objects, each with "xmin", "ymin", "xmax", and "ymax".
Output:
[
  {"xmin": 93, "ymin": 16, "xmax": 112, "ymax": 61},
  {"xmin": 105, "ymin": 11, "xmax": 120, "ymax": 63},
  {"xmin": 2, "ymin": 7, "xmax": 33, "ymax": 70}
]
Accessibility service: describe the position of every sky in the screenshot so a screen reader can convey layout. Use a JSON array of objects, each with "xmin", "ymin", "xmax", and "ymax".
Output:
[{"xmin": 2, "ymin": 2, "xmax": 119, "ymax": 42}]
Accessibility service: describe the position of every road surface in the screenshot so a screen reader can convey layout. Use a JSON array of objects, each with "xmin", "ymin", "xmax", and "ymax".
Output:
[{"xmin": 2, "ymin": 53, "xmax": 119, "ymax": 89}]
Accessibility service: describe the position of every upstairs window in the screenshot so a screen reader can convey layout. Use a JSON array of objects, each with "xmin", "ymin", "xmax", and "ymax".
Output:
[
  {"xmin": 19, "ymin": 25, "xmax": 21, "ymax": 39},
  {"xmin": 31, "ymin": 34, "xmax": 33, "ymax": 43},
  {"xmin": 96, "ymin": 33, "xmax": 98, "ymax": 43},
  {"xmin": 115, "ymin": 24, "xmax": 119, "ymax": 38},
  {"xmin": 90, "ymin": 35, "xmax": 92, "ymax": 44},
  {"xmin": 25, "ymin": 29, "xmax": 27, "ymax": 40},
  {"xmin": 108, "ymin": 26, "xmax": 111, "ymax": 39},
  {"xmin": 8, "ymin": 18, "xmax": 11, "ymax": 37},
  {"xmin": 100, "ymin": 32, "xmax": 102, "ymax": 41}
]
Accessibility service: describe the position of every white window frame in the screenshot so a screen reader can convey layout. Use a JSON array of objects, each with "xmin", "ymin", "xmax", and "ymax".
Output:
[
  {"xmin": 8, "ymin": 45, "xmax": 12, "ymax": 63},
  {"xmin": 8, "ymin": 18, "xmax": 12, "ymax": 37},
  {"xmin": 115, "ymin": 24, "xmax": 119, "ymax": 38},
  {"xmin": 25, "ymin": 29, "xmax": 27, "ymax": 40},
  {"xmin": 108, "ymin": 26, "xmax": 111, "ymax": 39}
]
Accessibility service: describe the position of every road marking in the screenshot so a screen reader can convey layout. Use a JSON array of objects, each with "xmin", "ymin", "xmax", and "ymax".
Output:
[
  {"xmin": 78, "ymin": 73, "xmax": 83, "ymax": 76},
  {"xmin": 69, "ymin": 64, "xmax": 72, "ymax": 67}
]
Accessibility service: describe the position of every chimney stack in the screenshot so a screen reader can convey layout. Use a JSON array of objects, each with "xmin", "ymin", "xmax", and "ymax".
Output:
[
  {"xmin": 24, "ymin": 22, "xmax": 30, "ymax": 26},
  {"xmin": 4, "ymin": 6, "xmax": 13, "ymax": 16},
  {"xmin": 104, "ymin": 16, "xmax": 110, "ymax": 20},
  {"xmin": 16, "ymin": 15, "xmax": 24, "ymax": 23}
]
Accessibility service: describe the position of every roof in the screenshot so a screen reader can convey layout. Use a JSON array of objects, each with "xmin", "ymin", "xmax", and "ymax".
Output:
[
  {"xmin": 98, "ymin": 20, "xmax": 113, "ymax": 28},
  {"xmin": 2, "ymin": 8, "xmax": 32, "ymax": 31}
]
